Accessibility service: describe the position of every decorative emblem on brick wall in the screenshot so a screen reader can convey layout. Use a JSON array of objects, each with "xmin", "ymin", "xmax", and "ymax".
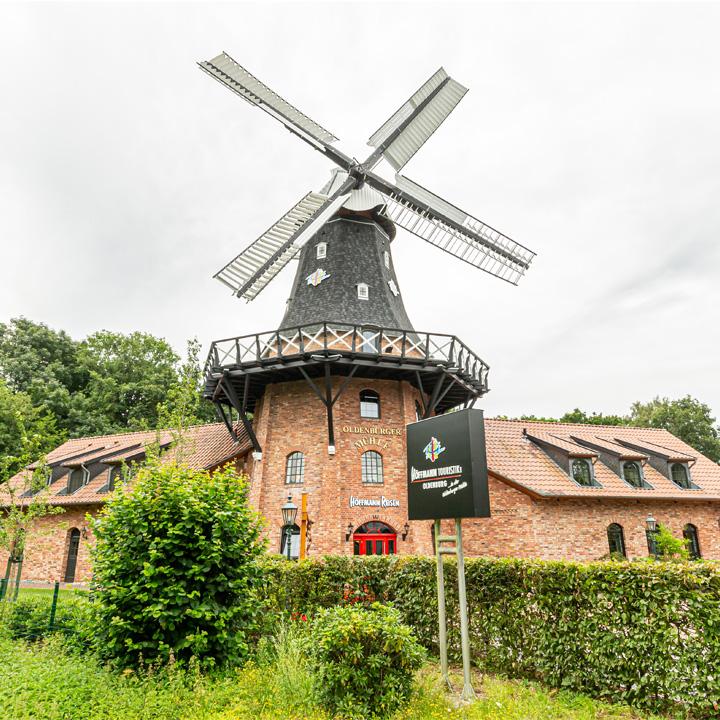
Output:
[{"xmin": 306, "ymin": 268, "xmax": 330, "ymax": 287}]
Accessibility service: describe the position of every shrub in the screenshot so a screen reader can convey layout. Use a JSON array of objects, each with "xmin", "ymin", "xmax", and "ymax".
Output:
[
  {"xmin": 309, "ymin": 602, "xmax": 425, "ymax": 719},
  {"xmin": 257, "ymin": 555, "xmax": 720, "ymax": 717},
  {"xmin": 90, "ymin": 461, "xmax": 265, "ymax": 668},
  {"xmin": 0, "ymin": 592, "xmax": 96, "ymax": 651}
]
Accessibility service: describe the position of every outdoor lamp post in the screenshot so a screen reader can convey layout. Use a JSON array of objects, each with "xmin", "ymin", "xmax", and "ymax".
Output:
[
  {"xmin": 646, "ymin": 514, "xmax": 658, "ymax": 557},
  {"xmin": 281, "ymin": 495, "xmax": 298, "ymax": 561}
]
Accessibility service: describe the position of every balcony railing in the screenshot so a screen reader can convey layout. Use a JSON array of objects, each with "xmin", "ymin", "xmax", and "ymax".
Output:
[{"xmin": 206, "ymin": 322, "xmax": 489, "ymax": 392}]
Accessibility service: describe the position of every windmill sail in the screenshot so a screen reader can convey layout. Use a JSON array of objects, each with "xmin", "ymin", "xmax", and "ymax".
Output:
[
  {"xmin": 366, "ymin": 173, "xmax": 535, "ymax": 285},
  {"xmin": 199, "ymin": 53, "xmax": 339, "ymax": 149},
  {"xmin": 214, "ymin": 187, "xmax": 352, "ymax": 301},
  {"xmin": 367, "ymin": 68, "xmax": 467, "ymax": 172}
]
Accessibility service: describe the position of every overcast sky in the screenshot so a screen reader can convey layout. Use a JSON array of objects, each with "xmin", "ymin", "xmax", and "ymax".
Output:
[{"xmin": 1, "ymin": 1, "xmax": 719, "ymax": 420}]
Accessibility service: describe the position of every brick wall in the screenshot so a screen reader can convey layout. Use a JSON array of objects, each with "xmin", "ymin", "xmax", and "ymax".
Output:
[{"xmin": 0, "ymin": 505, "xmax": 96, "ymax": 584}]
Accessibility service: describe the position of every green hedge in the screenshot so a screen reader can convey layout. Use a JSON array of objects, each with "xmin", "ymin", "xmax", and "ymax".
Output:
[{"xmin": 258, "ymin": 555, "xmax": 720, "ymax": 717}]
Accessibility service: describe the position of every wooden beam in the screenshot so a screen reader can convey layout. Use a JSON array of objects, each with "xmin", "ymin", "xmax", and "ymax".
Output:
[
  {"xmin": 220, "ymin": 375, "xmax": 261, "ymax": 453},
  {"xmin": 298, "ymin": 367, "xmax": 328, "ymax": 407},
  {"xmin": 331, "ymin": 366, "xmax": 358, "ymax": 406},
  {"xmin": 424, "ymin": 372, "xmax": 446, "ymax": 419},
  {"xmin": 324, "ymin": 363, "xmax": 335, "ymax": 447}
]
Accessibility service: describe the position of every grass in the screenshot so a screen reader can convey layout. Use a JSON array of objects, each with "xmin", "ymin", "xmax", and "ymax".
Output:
[{"xmin": 0, "ymin": 637, "xmax": 664, "ymax": 720}]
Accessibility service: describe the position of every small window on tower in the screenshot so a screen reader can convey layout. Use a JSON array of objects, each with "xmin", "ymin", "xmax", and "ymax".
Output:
[
  {"xmin": 383, "ymin": 251, "xmax": 390, "ymax": 269},
  {"xmin": 360, "ymin": 390, "xmax": 380, "ymax": 419},
  {"xmin": 357, "ymin": 283, "xmax": 369, "ymax": 300},
  {"xmin": 316, "ymin": 242, "xmax": 327, "ymax": 259}
]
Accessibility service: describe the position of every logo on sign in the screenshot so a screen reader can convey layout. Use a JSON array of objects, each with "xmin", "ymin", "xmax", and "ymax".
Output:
[{"xmin": 423, "ymin": 437, "xmax": 446, "ymax": 463}]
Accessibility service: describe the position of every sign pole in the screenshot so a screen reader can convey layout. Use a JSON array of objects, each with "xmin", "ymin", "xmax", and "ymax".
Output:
[
  {"xmin": 299, "ymin": 492, "xmax": 308, "ymax": 560},
  {"xmin": 434, "ymin": 519, "xmax": 450, "ymax": 688},
  {"xmin": 455, "ymin": 518, "xmax": 475, "ymax": 700}
]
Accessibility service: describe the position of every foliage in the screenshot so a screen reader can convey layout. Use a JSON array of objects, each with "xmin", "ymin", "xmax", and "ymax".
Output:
[
  {"xmin": 72, "ymin": 330, "xmax": 180, "ymax": 435},
  {"xmin": 257, "ymin": 555, "xmax": 720, "ymax": 717},
  {"xmin": 498, "ymin": 395, "xmax": 720, "ymax": 462},
  {"xmin": 0, "ymin": 637, "xmax": 656, "ymax": 720},
  {"xmin": 560, "ymin": 408, "xmax": 628, "ymax": 426},
  {"xmin": 0, "ymin": 379, "xmax": 64, "ymax": 478},
  {"xmin": 652, "ymin": 523, "xmax": 690, "ymax": 561},
  {"xmin": 0, "ymin": 590, "xmax": 95, "ymax": 652},
  {"xmin": 255, "ymin": 618, "xmax": 317, "ymax": 714},
  {"xmin": 90, "ymin": 461, "xmax": 266, "ymax": 668},
  {"xmin": 0, "ymin": 317, "xmax": 85, "ymax": 433},
  {"xmin": 156, "ymin": 338, "xmax": 216, "ymax": 438},
  {"xmin": 309, "ymin": 602, "xmax": 425, "ymax": 719},
  {"xmin": 630, "ymin": 395, "xmax": 720, "ymax": 463},
  {"xmin": 0, "ymin": 408, "xmax": 64, "ymax": 591},
  {"xmin": 0, "ymin": 317, "xmax": 215, "ymax": 455}
]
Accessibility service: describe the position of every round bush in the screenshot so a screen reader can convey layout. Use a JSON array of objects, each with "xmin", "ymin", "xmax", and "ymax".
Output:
[
  {"xmin": 90, "ymin": 461, "xmax": 265, "ymax": 668},
  {"xmin": 309, "ymin": 602, "xmax": 425, "ymax": 719}
]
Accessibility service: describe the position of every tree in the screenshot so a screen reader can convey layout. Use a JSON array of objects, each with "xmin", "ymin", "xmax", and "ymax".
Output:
[
  {"xmin": 73, "ymin": 331, "xmax": 180, "ymax": 436},
  {"xmin": 0, "ymin": 406, "xmax": 64, "ymax": 598},
  {"xmin": 0, "ymin": 380, "xmax": 64, "ymax": 479},
  {"xmin": 156, "ymin": 338, "xmax": 216, "ymax": 434},
  {"xmin": 630, "ymin": 396, "xmax": 720, "ymax": 463},
  {"xmin": 559, "ymin": 409, "xmax": 628, "ymax": 426},
  {"xmin": 0, "ymin": 318, "xmax": 83, "ymax": 433},
  {"xmin": 90, "ymin": 461, "xmax": 266, "ymax": 667}
]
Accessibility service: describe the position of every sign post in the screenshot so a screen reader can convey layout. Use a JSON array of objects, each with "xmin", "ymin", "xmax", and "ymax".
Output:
[{"xmin": 407, "ymin": 408, "xmax": 490, "ymax": 700}]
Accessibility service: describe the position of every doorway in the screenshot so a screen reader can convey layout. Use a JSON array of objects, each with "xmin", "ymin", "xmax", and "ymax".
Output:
[
  {"xmin": 353, "ymin": 521, "xmax": 397, "ymax": 556},
  {"xmin": 63, "ymin": 528, "xmax": 81, "ymax": 583}
]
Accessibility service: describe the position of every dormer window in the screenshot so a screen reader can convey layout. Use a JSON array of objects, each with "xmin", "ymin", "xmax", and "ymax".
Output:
[
  {"xmin": 316, "ymin": 242, "xmax": 327, "ymax": 259},
  {"xmin": 670, "ymin": 462, "xmax": 692, "ymax": 489},
  {"xmin": 622, "ymin": 461, "xmax": 647, "ymax": 489},
  {"xmin": 357, "ymin": 283, "xmax": 369, "ymax": 300},
  {"xmin": 108, "ymin": 466, "xmax": 123, "ymax": 492},
  {"xmin": 67, "ymin": 467, "xmax": 88, "ymax": 494},
  {"xmin": 571, "ymin": 458, "xmax": 596, "ymax": 487}
]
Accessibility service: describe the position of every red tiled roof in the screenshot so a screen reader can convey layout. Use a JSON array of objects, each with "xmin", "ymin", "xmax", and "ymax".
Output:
[
  {"xmin": 566, "ymin": 434, "xmax": 647, "ymax": 460},
  {"xmin": 486, "ymin": 419, "xmax": 720, "ymax": 500},
  {"xmin": 3, "ymin": 423, "xmax": 251, "ymax": 507}
]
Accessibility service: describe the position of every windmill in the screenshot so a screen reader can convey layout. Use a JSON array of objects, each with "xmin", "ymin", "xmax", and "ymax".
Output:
[
  {"xmin": 200, "ymin": 53, "xmax": 537, "ymax": 453},
  {"xmin": 199, "ymin": 53, "xmax": 535, "ymax": 302}
]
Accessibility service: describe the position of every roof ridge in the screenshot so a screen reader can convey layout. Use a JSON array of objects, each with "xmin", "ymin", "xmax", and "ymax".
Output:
[
  {"xmin": 487, "ymin": 418, "xmax": 670, "ymax": 432},
  {"xmin": 63, "ymin": 422, "xmax": 225, "ymax": 444}
]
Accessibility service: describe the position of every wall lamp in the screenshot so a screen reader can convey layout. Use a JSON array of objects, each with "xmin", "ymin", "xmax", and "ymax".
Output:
[
  {"xmin": 345, "ymin": 523, "xmax": 354, "ymax": 542},
  {"xmin": 402, "ymin": 523, "xmax": 410, "ymax": 541}
]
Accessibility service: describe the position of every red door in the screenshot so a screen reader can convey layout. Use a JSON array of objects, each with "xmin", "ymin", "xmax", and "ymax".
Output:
[{"xmin": 352, "ymin": 522, "xmax": 397, "ymax": 556}]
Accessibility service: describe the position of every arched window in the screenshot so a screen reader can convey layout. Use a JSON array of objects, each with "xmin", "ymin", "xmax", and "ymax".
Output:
[
  {"xmin": 316, "ymin": 242, "xmax": 327, "ymax": 259},
  {"xmin": 67, "ymin": 468, "xmax": 86, "ymax": 494},
  {"xmin": 63, "ymin": 528, "xmax": 81, "ymax": 583},
  {"xmin": 280, "ymin": 524, "xmax": 300, "ymax": 559},
  {"xmin": 285, "ymin": 452, "xmax": 305, "ymax": 484},
  {"xmin": 622, "ymin": 461, "xmax": 643, "ymax": 488},
  {"xmin": 571, "ymin": 459, "xmax": 594, "ymax": 487},
  {"xmin": 683, "ymin": 523, "xmax": 701, "ymax": 559},
  {"xmin": 671, "ymin": 463, "xmax": 691, "ymax": 489},
  {"xmin": 415, "ymin": 400, "xmax": 423, "ymax": 422},
  {"xmin": 607, "ymin": 523, "xmax": 626, "ymax": 557},
  {"xmin": 362, "ymin": 451, "xmax": 384, "ymax": 484},
  {"xmin": 360, "ymin": 390, "xmax": 380, "ymax": 419},
  {"xmin": 357, "ymin": 283, "xmax": 369, "ymax": 300}
]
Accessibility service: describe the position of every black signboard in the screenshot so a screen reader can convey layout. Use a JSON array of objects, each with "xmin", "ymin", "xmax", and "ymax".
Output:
[{"xmin": 406, "ymin": 408, "xmax": 490, "ymax": 520}]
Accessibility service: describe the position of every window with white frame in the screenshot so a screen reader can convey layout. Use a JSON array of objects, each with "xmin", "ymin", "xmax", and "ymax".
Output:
[
  {"xmin": 316, "ymin": 242, "xmax": 327, "ymax": 259},
  {"xmin": 383, "ymin": 250, "xmax": 390, "ymax": 269},
  {"xmin": 357, "ymin": 283, "xmax": 369, "ymax": 300}
]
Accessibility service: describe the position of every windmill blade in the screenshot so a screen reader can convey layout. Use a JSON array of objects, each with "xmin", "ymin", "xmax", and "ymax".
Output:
[
  {"xmin": 214, "ymin": 183, "xmax": 353, "ymax": 301},
  {"xmin": 199, "ymin": 53, "xmax": 352, "ymax": 168},
  {"xmin": 366, "ymin": 173, "xmax": 535, "ymax": 285},
  {"xmin": 366, "ymin": 68, "xmax": 467, "ymax": 172}
]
